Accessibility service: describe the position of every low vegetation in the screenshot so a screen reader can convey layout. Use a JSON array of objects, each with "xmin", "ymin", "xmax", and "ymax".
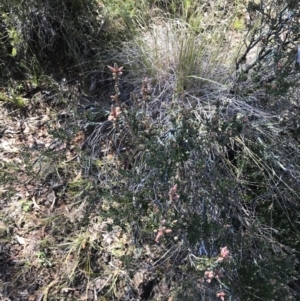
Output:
[{"xmin": 0, "ymin": 0, "xmax": 300, "ymax": 300}]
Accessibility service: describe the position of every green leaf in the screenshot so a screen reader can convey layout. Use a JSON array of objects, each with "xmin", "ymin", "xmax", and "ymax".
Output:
[{"xmin": 11, "ymin": 47, "xmax": 17, "ymax": 57}]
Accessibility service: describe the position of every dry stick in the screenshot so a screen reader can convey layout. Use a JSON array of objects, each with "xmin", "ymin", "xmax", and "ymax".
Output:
[
  {"xmin": 42, "ymin": 278, "xmax": 59, "ymax": 301},
  {"xmin": 113, "ymin": 75, "xmax": 138, "ymax": 142},
  {"xmin": 237, "ymin": 6, "xmax": 296, "ymax": 75}
]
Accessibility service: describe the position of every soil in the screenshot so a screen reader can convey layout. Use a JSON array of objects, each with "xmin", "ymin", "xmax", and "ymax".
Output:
[{"xmin": 0, "ymin": 87, "xmax": 96, "ymax": 300}]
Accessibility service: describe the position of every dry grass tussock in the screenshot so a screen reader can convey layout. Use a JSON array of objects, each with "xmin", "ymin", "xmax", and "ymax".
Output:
[{"xmin": 120, "ymin": 17, "xmax": 236, "ymax": 93}]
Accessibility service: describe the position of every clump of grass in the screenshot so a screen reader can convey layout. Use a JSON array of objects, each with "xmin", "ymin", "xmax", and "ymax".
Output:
[
  {"xmin": 120, "ymin": 15, "xmax": 234, "ymax": 97},
  {"xmin": 0, "ymin": 91, "xmax": 26, "ymax": 107}
]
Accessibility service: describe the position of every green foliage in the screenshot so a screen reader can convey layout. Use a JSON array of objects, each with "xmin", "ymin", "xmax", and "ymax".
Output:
[
  {"xmin": 232, "ymin": 17, "xmax": 245, "ymax": 31},
  {"xmin": 0, "ymin": 0, "xmax": 107, "ymax": 86},
  {"xmin": 235, "ymin": 0, "xmax": 300, "ymax": 97}
]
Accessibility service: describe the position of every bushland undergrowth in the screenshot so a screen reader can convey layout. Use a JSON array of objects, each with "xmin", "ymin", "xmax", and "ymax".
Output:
[{"xmin": 0, "ymin": 0, "xmax": 300, "ymax": 300}]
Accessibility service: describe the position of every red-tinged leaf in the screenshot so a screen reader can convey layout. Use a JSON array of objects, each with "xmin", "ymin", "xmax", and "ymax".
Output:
[{"xmin": 107, "ymin": 65, "xmax": 115, "ymax": 73}]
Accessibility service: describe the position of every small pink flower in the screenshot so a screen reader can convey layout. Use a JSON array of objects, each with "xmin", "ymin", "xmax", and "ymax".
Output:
[
  {"xmin": 110, "ymin": 94, "xmax": 118, "ymax": 101},
  {"xmin": 217, "ymin": 246, "xmax": 230, "ymax": 262},
  {"xmin": 216, "ymin": 291, "xmax": 226, "ymax": 301},
  {"xmin": 107, "ymin": 63, "xmax": 123, "ymax": 77},
  {"xmin": 108, "ymin": 105, "xmax": 120, "ymax": 121},
  {"xmin": 155, "ymin": 227, "xmax": 172, "ymax": 243},
  {"xmin": 204, "ymin": 270, "xmax": 214, "ymax": 283},
  {"xmin": 220, "ymin": 246, "xmax": 229, "ymax": 258},
  {"xmin": 168, "ymin": 184, "xmax": 179, "ymax": 202}
]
